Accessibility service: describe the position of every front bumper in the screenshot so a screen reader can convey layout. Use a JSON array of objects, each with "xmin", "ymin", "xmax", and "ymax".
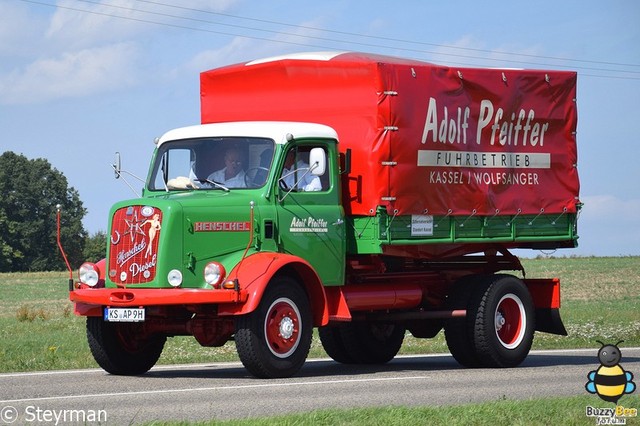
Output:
[{"xmin": 70, "ymin": 287, "xmax": 248, "ymax": 316}]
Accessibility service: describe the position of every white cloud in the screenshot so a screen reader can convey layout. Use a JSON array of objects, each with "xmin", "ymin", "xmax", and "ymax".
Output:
[
  {"xmin": 46, "ymin": 0, "xmax": 243, "ymax": 49},
  {"xmin": 0, "ymin": 43, "xmax": 139, "ymax": 105},
  {"xmin": 427, "ymin": 35, "xmax": 546, "ymax": 69},
  {"xmin": 183, "ymin": 16, "xmax": 333, "ymax": 76},
  {"xmin": 0, "ymin": 0, "xmax": 246, "ymax": 105},
  {"xmin": 580, "ymin": 194, "xmax": 640, "ymax": 221},
  {"xmin": 564, "ymin": 194, "xmax": 640, "ymax": 256},
  {"xmin": 0, "ymin": 2, "xmax": 45, "ymax": 57},
  {"xmin": 46, "ymin": 0, "xmax": 161, "ymax": 48},
  {"xmin": 513, "ymin": 193, "xmax": 640, "ymax": 256},
  {"xmin": 184, "ymin": 37, "xmax": 254, "ymax": 74}
]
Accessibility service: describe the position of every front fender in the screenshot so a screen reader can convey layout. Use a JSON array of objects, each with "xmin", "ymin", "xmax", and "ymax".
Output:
[{"xmin": 219, "ymin": 252, "xmax": 329, "ymax": 326}]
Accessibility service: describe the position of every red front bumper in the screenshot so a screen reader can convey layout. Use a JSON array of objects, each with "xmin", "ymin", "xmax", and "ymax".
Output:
[{"xmin": 70, "ymin": 287, "xmax": 248, "ymax": 316}]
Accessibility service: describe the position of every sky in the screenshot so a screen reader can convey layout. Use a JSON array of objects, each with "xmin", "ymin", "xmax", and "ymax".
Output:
[{"xmin": 1, "ymin": 0, "xmax": 639, "ymax": 257}]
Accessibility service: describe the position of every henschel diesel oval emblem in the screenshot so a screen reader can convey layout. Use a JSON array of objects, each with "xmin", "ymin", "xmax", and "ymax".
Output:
[{"xmin": 140, "ymin": 206, "xmax": 155, "ymax": 217}]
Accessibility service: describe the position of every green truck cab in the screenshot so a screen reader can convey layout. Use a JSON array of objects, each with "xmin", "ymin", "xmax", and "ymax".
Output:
[{"xmin": 72, "ymin": 122, "xmax": 350, "ymax": 378}]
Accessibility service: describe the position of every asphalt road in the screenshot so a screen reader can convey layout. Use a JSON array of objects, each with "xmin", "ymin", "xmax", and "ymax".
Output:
[{"xmin": 1, "ymin": 348, "xmax": 638, "ymax": 424}]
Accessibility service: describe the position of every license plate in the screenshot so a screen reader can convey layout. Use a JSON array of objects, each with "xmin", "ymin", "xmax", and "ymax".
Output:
[{"xmin": 104, "ymin": 307, "xmax": 145, "ymax": 322}]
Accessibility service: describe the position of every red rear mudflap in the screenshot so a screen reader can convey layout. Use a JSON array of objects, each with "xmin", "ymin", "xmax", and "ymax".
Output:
[{"xmin": 524, "ymin": 278, "xmax": 567, "ymax": 336}]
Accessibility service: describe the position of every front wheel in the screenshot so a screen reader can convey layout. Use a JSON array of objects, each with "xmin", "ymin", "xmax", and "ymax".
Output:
[
  {"xmin": 235, "ymin": 277, "xmax": 312, "ymax": 378},
  {"xmin": 86, "ymin": 317, "xmax": 166, "ymax": 375}
]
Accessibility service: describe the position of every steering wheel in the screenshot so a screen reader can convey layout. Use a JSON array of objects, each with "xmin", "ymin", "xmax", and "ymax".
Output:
[{"xmin": 244, "ymin": 167, "xmax": 270, "ymax": 188}]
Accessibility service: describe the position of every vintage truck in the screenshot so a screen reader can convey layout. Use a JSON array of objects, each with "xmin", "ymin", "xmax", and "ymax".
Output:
[{"xmin": 63, "ymin": 52, "xmax": 579, "ymax": 378}]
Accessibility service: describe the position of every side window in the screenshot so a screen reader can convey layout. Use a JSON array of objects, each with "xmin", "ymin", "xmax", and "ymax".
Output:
[
  {"xmin": 153, "ymin": 148, "xmax": 193, "ymax": 190},
  {"xmin": 280, "ymin": 146, "xmax": 328, "ymax": 192}
]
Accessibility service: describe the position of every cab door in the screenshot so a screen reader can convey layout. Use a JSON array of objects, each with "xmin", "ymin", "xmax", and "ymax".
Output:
[{"xmin": 276, "ymin": 143, "xmax": 345, "ymax": 286}]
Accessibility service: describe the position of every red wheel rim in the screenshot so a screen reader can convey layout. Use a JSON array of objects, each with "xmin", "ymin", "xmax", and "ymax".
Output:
[
  {"xmin": 264, "ymin": 298, "xmax": 301, "ymax": 358},
  {"xmin": 494, "ymin": 293, "xmax": 526, "ymax": 349}
]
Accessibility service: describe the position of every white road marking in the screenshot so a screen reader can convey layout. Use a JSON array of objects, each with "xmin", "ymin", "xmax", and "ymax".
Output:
[
  {"xmin": 0, "ymin": 375, "xmax": 430, "ymax": 404},
  {"xmin": 1, "ymin": 347, "xmax": 637, "ymax": 405},
  {"xmin": 0, "ymin": 347, "xmax": 616, "ymax": 379}
]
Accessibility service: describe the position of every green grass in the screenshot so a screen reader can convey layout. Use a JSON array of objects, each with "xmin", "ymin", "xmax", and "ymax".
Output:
[
  {"xmin": 0, "ymin": 257, "xmax": 638, "ymax": 373},
  {"xmin": 522, "ymin": 256, "xmax": 640, "ymax": 349},
  {"xmin": 141, "ymin": 395, "xmax": 640, "ymax": 425}
]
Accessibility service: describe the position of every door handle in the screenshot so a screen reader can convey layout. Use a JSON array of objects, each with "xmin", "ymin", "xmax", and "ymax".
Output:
[{"xmin": 332, "ymin": 218, "xmax": 344, "ymax": 226}]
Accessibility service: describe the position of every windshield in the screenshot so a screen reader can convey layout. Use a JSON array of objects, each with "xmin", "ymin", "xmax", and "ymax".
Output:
[{"xmin": 148, "ymin": 137, "xmax": 275, "ymax": 191}]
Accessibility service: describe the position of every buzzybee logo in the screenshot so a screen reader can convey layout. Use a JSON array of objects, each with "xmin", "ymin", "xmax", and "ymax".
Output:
[
  {"xmin": 585, "ymin": 340, "xmax": 637, "ymax": 425},
  {"xmin": 586, "ymin": 341, "xmax": 636, "ymax": 404}
]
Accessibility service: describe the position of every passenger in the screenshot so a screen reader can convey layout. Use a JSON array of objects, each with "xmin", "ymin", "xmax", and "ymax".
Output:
[
  {"xmin": 252, "ymin": 147, "xmax": 273, "ymax": 186},
  {"xmin": 281, "ymin": 150, "xmax": 322, "ymax": 191}
]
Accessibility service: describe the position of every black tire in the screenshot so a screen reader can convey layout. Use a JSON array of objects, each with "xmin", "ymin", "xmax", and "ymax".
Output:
[
  {"xmin": 86, "ymin": 316, "xmax": 166, "ymax": 375},
  {"xmin": 472, "ymin": 274, "xmax": 535, "ymax": 367},
  {"xmin": 319, "ymin": 324, "xmax": 356, "ymax": 364},
  {"xmin": 235, "ymin": 277, "xmax": 312, "ymax": 378},
  {"xmin": 444, "ymin": 275, "xmax": 485, "ymax": 367},
  {"xmin": 338, "ymin": 321, "xmax": 405, "ymax": 364},
  {"xmin": 445, "ymin": 274, "xmax": 535, "ymax": 368}
]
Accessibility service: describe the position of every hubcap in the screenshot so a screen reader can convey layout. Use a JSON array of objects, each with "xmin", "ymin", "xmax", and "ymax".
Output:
[
  {"xmin": 494, "ymin": 293, "xmax": 526, "ymax": 349},
  {"xmin": 279, "ymin": 316, "xmax": 294, "ymax": 339},
  {"xmin": 264, "ymin": 298, "xmax": 301, "ymax": 358},
  {"xmin": 495, "ymin": 312, "xmax": 506, "ymax": 331}
]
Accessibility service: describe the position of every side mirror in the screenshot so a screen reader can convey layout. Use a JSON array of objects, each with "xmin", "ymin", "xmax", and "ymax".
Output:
[
  {"xmin": 309, "ymin": 147, "xmax": 326, "ymax": 176},
  {"xmin": 113, "ymin": 152, "xmax": 122, "ymax": 179},
  {"xmin": 111, "ymin": 151, "xmax": 145, "ymax": 196}
]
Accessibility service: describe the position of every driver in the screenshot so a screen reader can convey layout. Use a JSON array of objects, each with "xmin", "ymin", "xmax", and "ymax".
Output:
[{"xmin": 208, "ymin": 147, "xmax": 246, "ymax": 188}]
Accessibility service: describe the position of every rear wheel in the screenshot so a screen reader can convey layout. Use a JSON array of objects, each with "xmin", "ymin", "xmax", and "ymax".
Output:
[
  {"xmin": 445, "ymin": 274, "xmax": 535, "ymax": 368},
  {"xmin": 235, "ymin": 277, "xmax": 312, "ymax": 378},
  {"xmin": 444, "ymin": 275, "xmax": 481, "ymax": 367},
  {"xmin": 473, "ymin": 275, "xmax": 535, "ymax": 367},
  {"xmin": 319, "ymin": 324, "xmax": 356, "ymax": 364},
  {"xmin": 337, "ymin": 321, "xmax": 405, "ymax": 364},
  {"xmin": 86, "ymin": 316, "xmax": 166, "ymax": 375}
]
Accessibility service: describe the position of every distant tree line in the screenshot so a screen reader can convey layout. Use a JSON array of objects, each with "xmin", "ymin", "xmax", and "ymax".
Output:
[{"xmin": 0, "ymin": 152, "xmax": 106, "ymax": 272}]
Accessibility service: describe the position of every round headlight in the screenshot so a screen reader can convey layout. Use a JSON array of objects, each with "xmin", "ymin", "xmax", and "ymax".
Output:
[
  {"xmin": 204, "ymin": 262, "xmax": 226, "ymax": 287},
  {"xmin": 167, "ymin": 269, "xmax": 183, "ymax": 287},
  {"xmin": 79, "ymin": 263, "xmax": 100, "ymax": 287}
]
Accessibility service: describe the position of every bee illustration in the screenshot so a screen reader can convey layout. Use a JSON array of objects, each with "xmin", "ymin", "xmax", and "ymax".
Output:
[{"xmin": 586, "ymin": 340, "xmax": 636, "ymax": 404}]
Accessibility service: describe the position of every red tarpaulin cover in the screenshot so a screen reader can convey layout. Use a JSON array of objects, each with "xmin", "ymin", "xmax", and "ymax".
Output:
[{"xmin": 201, "ymin": 52, "xmax": 579, "ymax": 217}]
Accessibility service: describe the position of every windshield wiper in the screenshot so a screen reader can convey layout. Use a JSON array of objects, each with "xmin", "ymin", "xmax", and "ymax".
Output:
[{"xmin": 194, "ymin": 177, "xmax": 230, "ymax": 192}]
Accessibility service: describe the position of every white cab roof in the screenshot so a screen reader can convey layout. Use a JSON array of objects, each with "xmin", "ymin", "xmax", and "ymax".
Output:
[
  {"xmin": 156, "ymin": 121, "xmax": 339, "ymax": 146},
  {"xmin": 245, "ymin": 51, "xmax": 345, "ymax": 66}
]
